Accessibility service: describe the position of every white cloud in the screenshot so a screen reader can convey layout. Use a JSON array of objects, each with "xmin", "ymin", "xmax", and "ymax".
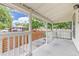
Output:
[
  {"xmin": 11, "ymin": 15, "xmax": 14, "ymax": 18},
  {"xmin": 12, "ymin": 20, "xmax": 18, "ymax": 27},
  {"xmin": 12, "ymin": 17, "xmax": 29, "ymax": 27},
  {"xmin": 18, "ymin": 17, "xmax": 29, "ymax": 24}
]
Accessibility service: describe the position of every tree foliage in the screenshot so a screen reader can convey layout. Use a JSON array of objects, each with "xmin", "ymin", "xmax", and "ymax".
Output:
[
  {"xmin": 0, "ymin": 5, "xmax": 12, "ymax": 29},
  {"xmin": 47, "ymin": 23, "xmax": 52, "ymax": 29},
  {"xmin": 31, "ymin": 17, "xmax": 72, "ymax": 30},
  {"xmin": 32, "ymin": 17, "xmax": 44, "ymax": 29},
  {"xmin": 53, "ymin": 22, "xmax": 72, "ymax": 29}
]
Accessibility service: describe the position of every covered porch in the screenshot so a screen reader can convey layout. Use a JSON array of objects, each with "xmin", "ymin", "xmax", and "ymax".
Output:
[{"xmin": 0, "ymin": 3, "xmax": 79, "ymax": 56}]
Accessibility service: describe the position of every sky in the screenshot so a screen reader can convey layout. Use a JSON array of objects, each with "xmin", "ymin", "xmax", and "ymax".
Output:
[{"xmin": 10, "ymin": 9, "xmax": 29, "ymax": 27}]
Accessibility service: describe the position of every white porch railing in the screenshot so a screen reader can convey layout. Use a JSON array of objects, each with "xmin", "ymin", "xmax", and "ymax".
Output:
[
  {"xmin": 0, "ymin": 29, "xmax": 72, "ymax": 56},
  {"xmin": 47, "ymin": 29, "xmax": 72, "ymax": 40},
  {"xmin": 0, "ymin": 32, "xmax": 27, "ymax": 56}
]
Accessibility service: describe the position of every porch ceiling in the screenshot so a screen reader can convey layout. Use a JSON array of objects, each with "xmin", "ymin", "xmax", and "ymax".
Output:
[
  {"xmin": 25, "ymin": 3, "xmax": 75, "ymax": 23},
  {"xmin": 1, "ymin": 3, "xmax": 75, "ymax": 23}
]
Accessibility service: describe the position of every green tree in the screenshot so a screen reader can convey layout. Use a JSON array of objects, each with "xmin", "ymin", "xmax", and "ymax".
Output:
[
  {"xmin": 32, "ymin": 17, "xmax": 44, "ymax": 29},
  {"xmin": 47, "ymin": 23, "xmax": 52, "ymax": 29},
  {"xmin": 0, "ymin": 5, "xmax": 12, "ymax": 30},
  {"xmin": 53, "ymin": 22, "xmax": 72, "ymax": 29}
]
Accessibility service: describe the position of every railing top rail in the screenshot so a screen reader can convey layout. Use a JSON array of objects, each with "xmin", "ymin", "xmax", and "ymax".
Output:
[{"xmin": 0, "ymin": 32, "xmax": 28, "ymax": 36}]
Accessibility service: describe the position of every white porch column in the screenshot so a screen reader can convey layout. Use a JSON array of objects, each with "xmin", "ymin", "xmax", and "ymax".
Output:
[
  {"xmin": 45, "ymin": 22, "xmax": 48, "ymax": 45},
  {"xmin": 52, "ymin": 23, "xmax": 53, "ymax": 31},
  {"xmin": 73, "ymin": 6, "xmax": 79, "ymax": 39},
  {"xmin": 52, "ymin": 23, "xmax": 53, "ymax": 39},
  {"xmin": 28, "ymin": 11, "xmax": 32, "ymax": 56},
  {"xmin": 72, "ymin": 4, "xmax": 79, "ymax": 51}
]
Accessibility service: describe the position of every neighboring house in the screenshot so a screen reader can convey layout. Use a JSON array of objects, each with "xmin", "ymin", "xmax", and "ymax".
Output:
[{"xmin": 12, "ymin": 26, "xmax": 26, "ymax": 32}]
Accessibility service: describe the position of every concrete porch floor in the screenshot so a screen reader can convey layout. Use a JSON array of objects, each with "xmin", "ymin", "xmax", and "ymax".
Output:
[{"xmin": 32, "ymin": 39, "xmax": 79, "ymax": 56}]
